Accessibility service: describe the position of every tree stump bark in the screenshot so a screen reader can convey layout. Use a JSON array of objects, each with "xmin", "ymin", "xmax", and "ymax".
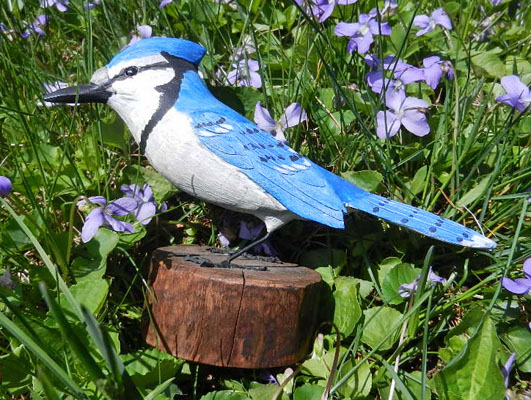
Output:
[{"xmin": 144, "ymin": 245, "xmax": 322, "ymax": 369}]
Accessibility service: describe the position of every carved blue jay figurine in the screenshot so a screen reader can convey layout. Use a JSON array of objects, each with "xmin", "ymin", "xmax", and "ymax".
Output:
[{"xmin": 44, "ymin": 38, "xmax": 496, "ymax": 264}]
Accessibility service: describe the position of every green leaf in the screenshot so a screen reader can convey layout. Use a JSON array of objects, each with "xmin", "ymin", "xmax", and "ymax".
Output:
[
  {"xmin": 456, "ymin": 176, "xmax": 490, "ymax": 208},
  {"xmin": 410, "ymin": 166, "xmax": 428, "ymax": 196},
  {"xmin": 301, "ymin": 358, "xmax": 329, "ymax": 380},
  {"xmin": 60, "ymin": 279, "xmax": 109, "ymax": 316},
  {"xmin": 333, "ymin": 279, "xmax": 362, "ymax": 337},
  {"xmin": 471, "ymin": 51, "xmax": 507, "ymax": 78},
  {"xmin": 40, "ymin": 284, "xmax": 107, "ymax": 383},
  {"xmin": 293, "ymin": 384, "xmax": 324, "ymax": 400},
  {"xmin": 36, "ymin": 366, "xmax": 61, "ymax": 400},
  {"xmin": 71, "ymin": 229, "xmax": 118, "ymax": 282},
  {"xmin": 445, "ymin": 307, "xmax": 484, "ymax": 345},
  {"xmin": 335, "ymin": 276, "xmax": 373, "ymax": 299},
  {"xmin": 315, "ymin": 266, "xmax": 335, "ymax": 287},
  {"xmin": 144, "ymin": 378, "xmax": 178, "ymax": 400},
  {"xmin": 379, "ymin": 370, "xmax": 432, "ymax": 400},
  {"xmin": 502, "ymin": 325, "xmax": 531, "ymax": 373},
  {"xmin": 0, "ymin": 312, "xmax": 83, "ymax": 396},
  {"xmin": 200, "ymin": 390, "xmax": 249, "ymax": 400},
  {"xmin": 434, "ymin": 316, "xmax": 505, "ymax": 400},
  {"xmin": 249, "ymin": 382, "xmax": 287, "ymax": 400},
  {"xmin": 341, "ymin": 170, "xmax": 383, "ymax": 193},
  {"xmin": 118, "ymin": 226, "xmax": 147, "ymax": 247},
  {"xmin": 361, "ymin": 306, "xmax": 402, "ymax": 351},
  {"xmin": 337, "ymin": 360, "xmax": 372, "ymax": 399},
  {"xmin": 376, "ymin": 257, "xmax": 402, "ymax": 287},
  {"xmin": 81, "ymin": 306, "xmax": 143, "ymax": 399},
  {"xmin": 0, "ymin": 346, "xmax": 32, "ymax": 394},
  {"xmin": 1, "ymin": 209, "xmax": 44, "ymax": 252},
  {"xmin": 381, "ymin": 264, "xmax": 420, "ymax": 305},
  {"xmin": 122, "ymin": 348, "xmax": 184, "ymax": 388}
]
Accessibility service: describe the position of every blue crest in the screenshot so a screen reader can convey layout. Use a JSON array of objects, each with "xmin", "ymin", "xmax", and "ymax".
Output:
[{"xmin": 107, "ymin": 37, "xmax": 206, "ymax": 67}]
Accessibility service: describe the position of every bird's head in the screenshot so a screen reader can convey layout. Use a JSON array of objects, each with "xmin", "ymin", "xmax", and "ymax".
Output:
[
  {"xmin": 43, "ymin": 37, "xmax": 206, "ymax": 107},
  {"xmin": 44, "ymin": 37, "xmax": 206, "ymax": 139}
]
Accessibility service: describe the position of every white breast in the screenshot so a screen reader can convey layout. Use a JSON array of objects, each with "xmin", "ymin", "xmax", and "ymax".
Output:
[{"xmin": 138, "ymin": 108, "xmax": 294, "ymax": 231}]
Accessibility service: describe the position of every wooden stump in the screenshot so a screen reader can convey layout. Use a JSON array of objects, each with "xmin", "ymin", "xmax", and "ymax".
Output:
[{"xmin": 144, "ymin": 245, "xmax": 322, "ymax": 369}]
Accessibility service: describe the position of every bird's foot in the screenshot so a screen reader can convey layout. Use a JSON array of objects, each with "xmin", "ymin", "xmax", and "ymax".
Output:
[
  {"xmin": 183, "ymin": 255, "xmax": 217, "ymax": 268},
  {"xmin": 206, "ymin": 247, "xmax": 231, "ymax": 255},
  {"xmin": 183, "ymin": 254, "xmax": 268, "ymax": 271},
  {"xmin": 206, "ymin": 247, "xmax": 281, "ymax": 263}
]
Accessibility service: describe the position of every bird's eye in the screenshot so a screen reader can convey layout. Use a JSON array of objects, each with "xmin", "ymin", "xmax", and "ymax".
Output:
[{"xmin": 124, "ymin": 66, "xmax": 138, "ymax": 77}]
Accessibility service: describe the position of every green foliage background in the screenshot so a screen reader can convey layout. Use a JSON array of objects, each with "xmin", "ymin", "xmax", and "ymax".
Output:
[{"xmin": 0, "ymin": 0, "xmax": 529, "ymax": 399}]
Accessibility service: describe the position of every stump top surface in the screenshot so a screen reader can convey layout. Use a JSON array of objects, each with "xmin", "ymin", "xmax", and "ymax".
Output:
[{"xmin": 152, "ymin": 245, "xmax": 320, "ymax": 288}]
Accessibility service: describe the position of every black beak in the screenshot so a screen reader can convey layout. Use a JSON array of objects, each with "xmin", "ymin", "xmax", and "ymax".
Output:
[{"xmin": 43, "ymin": 83, "xmax": 111, "ymax": 104}]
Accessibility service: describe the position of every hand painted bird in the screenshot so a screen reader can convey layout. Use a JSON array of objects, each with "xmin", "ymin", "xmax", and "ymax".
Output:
[{"xmin": 43, "ymin": 38, "xmax": 496, "ymax": 263}]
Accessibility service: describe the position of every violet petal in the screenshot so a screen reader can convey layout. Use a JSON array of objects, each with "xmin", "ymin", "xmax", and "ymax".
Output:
[
  {"xmin": 254, "ymin": 102, "xmax": 276, "ymax": 132},
  {"xmin": 136, "ymin": 201, "xmax": 157, "ymax": 225},
  {"xmin": 0, "ymin": 176, "xmax": 12, "ymax": 197},
  {"xmin": 281, "ymin": 103, "xmax": 307, "ymax": 128},
  {"xmin": 402, "ymin": 109, "xmax": 430, "ymax": 136},
  {"xmin": 376, "ymin": 110, "xmax": 400, "ymax": 139},
  {"xmin": 81, "ymin": 208, "xmax": 105, "ymax": 242},
  {"xmin": 501, "ymin": 277, "xmax": 530, "ymax": 295}
]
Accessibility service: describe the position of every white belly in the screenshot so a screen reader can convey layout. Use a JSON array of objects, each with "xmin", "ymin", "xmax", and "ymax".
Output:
[{"xmin": 142, "ymin": 108, "xmax": 294, "ymax": 231}]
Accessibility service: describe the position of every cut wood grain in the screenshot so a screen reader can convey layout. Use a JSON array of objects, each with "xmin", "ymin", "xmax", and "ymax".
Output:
[{"xmin": 144, "ymin": 245, "xmax": 322, "ymax": 368}]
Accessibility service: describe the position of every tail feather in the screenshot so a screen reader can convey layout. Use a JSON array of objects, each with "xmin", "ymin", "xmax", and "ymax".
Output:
[{"xmin": 327, "ymin": 173, "xmax": 496, "ymax": 250}]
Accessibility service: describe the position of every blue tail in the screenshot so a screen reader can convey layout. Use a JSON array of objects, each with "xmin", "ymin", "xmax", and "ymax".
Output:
[{"xmin": 326, "ymin": 172, "xmax": 496, "ymax": 250}]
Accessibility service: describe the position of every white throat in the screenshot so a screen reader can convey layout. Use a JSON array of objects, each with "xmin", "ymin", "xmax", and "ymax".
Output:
[{"xmin": 103, "ymin": 54, "xmax": 176, "ymax": 145}]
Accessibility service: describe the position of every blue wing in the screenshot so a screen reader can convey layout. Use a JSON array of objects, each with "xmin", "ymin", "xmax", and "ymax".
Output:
[
  {"xmin": 190, "ymin": 109, "xmax": 496, "ymax": 250},
  {"xmin": 191, "ymin": 109, "xmax": 348, "ymax": 229}
]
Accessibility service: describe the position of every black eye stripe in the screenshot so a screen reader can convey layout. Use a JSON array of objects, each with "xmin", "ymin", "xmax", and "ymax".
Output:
[{"xmin": 110, "ymin": 61, "xmax": 173, "ymax": 84}]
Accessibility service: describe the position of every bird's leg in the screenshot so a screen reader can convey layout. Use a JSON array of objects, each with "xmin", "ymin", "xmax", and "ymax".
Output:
[{"xmin": 220, "ymin": 231, "xmax": 271, "ymax": 268}]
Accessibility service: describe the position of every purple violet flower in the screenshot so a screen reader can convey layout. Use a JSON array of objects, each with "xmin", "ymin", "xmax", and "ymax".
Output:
[
  {"xmin": 22, "ymin": 15, "xmax": 48, "ymax": 38},
  {"xmin": 230, "ymin": 36, "xmax": 256, "ymax": 63},
  {"xmin": 227, "ymin": 59, "xmax": 262, "ymax": 89},
  {"xmin": 77, "ymin": 196, "xmax": 137, "ymax": 243},
  {"xmin": 239, "ymin": 221, "xmax": 277, "ymax": 256},
  {"xmin": 121, "ymin": 184, "xmax": 158, "ymax": 225},
  {"xmin": 40, "ymin": 0, "xmax": 69, "ymax": 12},
  {"xmin": 85, "ymin": 0, "xmax": 101, "ymax": 10},
  {"xmin": 491, "ymin": 0, "xmax": 502, "ymax": 5},
  {"xmin": 376, "ymin": 90, "xmax": 430, "ymax": 139},
  {"xmin": 501, "ymin": 353, "xmax": 516, "ymax": 388},
  {"xmin": 218, "ymin": 231, "xmax": 231, "ymax": 248},
  {"xmin": 335, "ymin": 14, "xmax": 392, "ymax": 54},
  {"xmin": 382, "ymin": 0, "xmax": 398, "ymax": 16},
  {"xmin": 501, "ymin": 258, "xmax": 531, "ymax": 295},
  {"xmin": 368, "ymin": 0, "xmax": 398, "ymax": 19},
  {"xmin": 495, "ymin": 75, "xmax": 531, "ymax": 112},
  {"xmin": 413, "ymin": 8, "xmax": 453, "ymax": 36},
  {"xmin": 126, "ymin": 25, "xmax": 153, "ymax": 48},
  {"xmin": 294, "ymin": 0, "xmax": 357, "ymax": 23},
  {"xmin": 257, "ymin": 370, "xmax": 279, "ymax": 385},
  {"xmin": 254, "ymin": 102, "xmax": 307, "ymax": 144},
  {"xmin": 366, "ymin": 58, "xmax": 424, "ymax": 95},
  {"xmin": 398, "ymin": 267, "xmax": 446, "ymax": 298},
  {"xmin": 422, "ymin": 56, "xmax": 454, "ymax": 89},
  {"xmin": 159, "ymin": 0, "xmax": 172, "ymax": 8},
  {"xmin": 0, "ymin": 176, "xmax": 12, "ymax": 197}
]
